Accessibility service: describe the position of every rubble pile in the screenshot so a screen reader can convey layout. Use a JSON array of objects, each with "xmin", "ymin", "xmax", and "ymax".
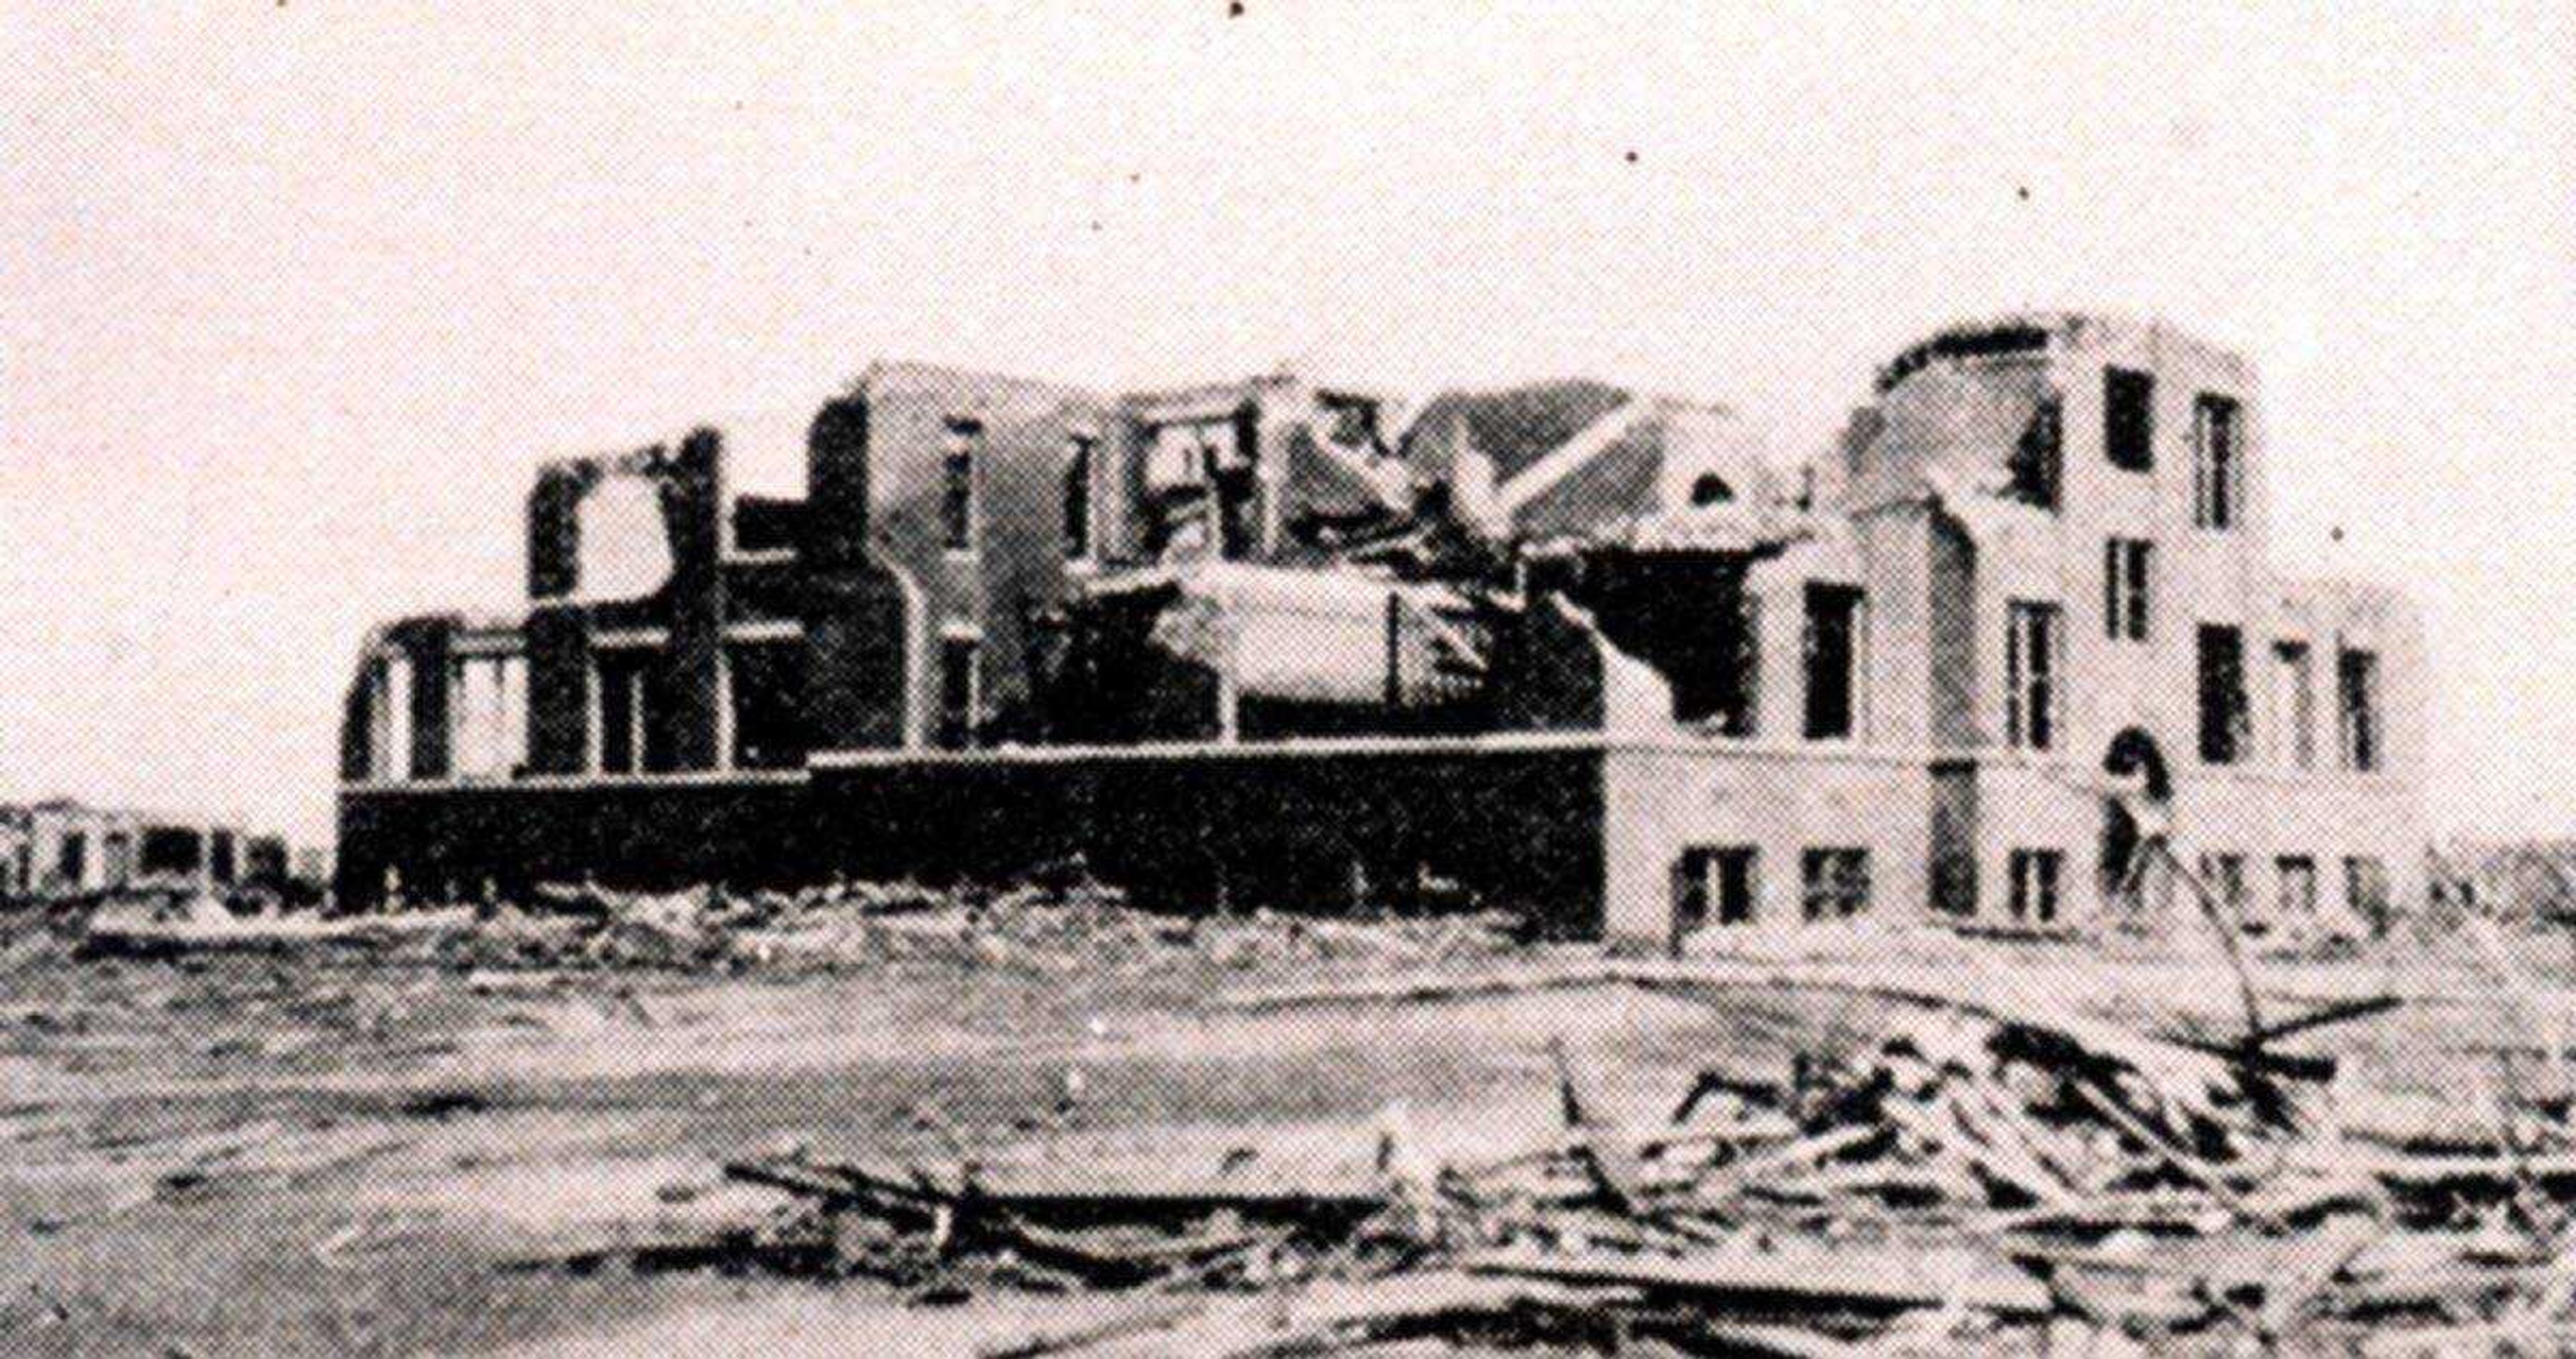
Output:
[
  {"xmin": 566, "ymin": 983, "xmax": 2576, "ymax": 1355},
  {"xmin": 55, "ymin": 879, "xmax": 1527, "ymax": 979},
  {"xmin": 76, "ymin": 890, "xmax": 478, "ymax": 961},
  {"xmin": 40, "ymin": 877, "xmax": 2576, "ymax": 1350},
  {"xmin": 495, "ymin": 880, "xmax": 1525, "ymax": 977}
]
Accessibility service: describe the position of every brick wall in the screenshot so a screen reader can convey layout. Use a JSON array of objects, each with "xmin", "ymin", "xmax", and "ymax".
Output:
[
  {"xmin": 338, "ymin": 665, "xmax": 374, "ymax": 782},
  {"xmin": 657, "ymin": 430, "xmax": 725, "ymax": 773},
  {"xmin": 527, "ymin": 464, "xmax": 586, "ymax": 602},
  {"xmin": 523, "ymin": 606, "xmax": 590, "ymax": 775},
  {"xmin": 337, "ymin": 743, "xmax": 1609, "ymax": 934},
  {"xmin": 1601, "ymin": 742, "xmax": 1933, "ymax": 942},
  {"xmin": 853, "ymin": 365, "xmax": 1114, "ymax": 744},
  {"xmin": 392, "ymin": 617, "xmax": 454, "ymax": 781},
  {"xmin": 803, "ymin": 394, "xmax": 914, "ymax": 751}
]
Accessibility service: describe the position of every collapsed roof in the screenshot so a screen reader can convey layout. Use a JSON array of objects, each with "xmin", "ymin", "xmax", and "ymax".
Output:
[{"xmin": 1085, "ymin": 561, "xmax": 1485, "ymax": 706}]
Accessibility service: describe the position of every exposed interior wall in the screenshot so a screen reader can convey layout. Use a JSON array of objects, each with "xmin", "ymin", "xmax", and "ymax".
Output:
[
  {"xmin": 1539, "ymin": 557, "xmax": 1758, "ymax": 732},
  {"xmin": 853, "ymin": 364, "xmax": 1115, "ymax": 745},
  {"xmin": 1744, "ymin": 527, "xmax": 1868, "ymax": 744},
  {"xmin": 802, "ymin": 394, "xmax": 914, "ymax": 752},
  {"xmin": 1118, "ymin": 379, "xmax": 1278, "ymax": 565},
  {"xmin": 333, "ymin": 321, "xmax": 2432, "ymax": 939},
  {"xmin": 1482, "ymin": 594, "xmax": 1609, "ymax": 732},
  {"xmin": 513, "ymin": 434, "xmax": 733, "ymax": 775}
]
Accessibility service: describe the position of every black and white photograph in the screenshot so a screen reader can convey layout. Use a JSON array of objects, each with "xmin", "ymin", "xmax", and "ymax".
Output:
[{"xmin": 3, "ymin": 5, "xmax": 2573, "ymax": 1354}]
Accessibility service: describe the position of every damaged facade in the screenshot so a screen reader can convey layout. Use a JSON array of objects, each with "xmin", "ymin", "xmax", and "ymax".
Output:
[
  {"xmin": 0, "ymin": 800, "xmax": 292, "ymax": 900},
  {"xmin": 339, "ymin": 316, "xmax": 2424, "ymax": 943}
]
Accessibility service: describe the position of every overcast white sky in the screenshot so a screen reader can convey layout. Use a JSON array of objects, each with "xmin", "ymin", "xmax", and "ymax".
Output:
[{"xmin": 3, "ymin": 5, "xmax": 2571, "ymax": 847}]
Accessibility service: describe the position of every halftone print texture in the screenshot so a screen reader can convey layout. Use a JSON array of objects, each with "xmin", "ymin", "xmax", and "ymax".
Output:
[{"xmin": 3, "ymin": 5, "xmax": 2571, "ymax": 1354}]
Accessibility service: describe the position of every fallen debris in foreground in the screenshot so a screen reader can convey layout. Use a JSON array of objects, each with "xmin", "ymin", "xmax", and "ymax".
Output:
[
  {"xmin": 60, "ymin": 878, "xmax": 1529, "ymax": 978},
  {"xmin": 516, "ymin": 976, "xmax": 2576, "ymax": 1354},
  {"xmin": 78, "ymin": 894, "xmax": 480, "ymax": 960}
]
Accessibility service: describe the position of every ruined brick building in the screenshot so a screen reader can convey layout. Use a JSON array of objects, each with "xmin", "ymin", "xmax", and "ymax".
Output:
[
  {"xmin": 339, "ymin": 315, "xmax": 2424, "ymax": 942},
  {"xmin": 0, "ymin": 800, "xmax": 292, "ymax": 900}
]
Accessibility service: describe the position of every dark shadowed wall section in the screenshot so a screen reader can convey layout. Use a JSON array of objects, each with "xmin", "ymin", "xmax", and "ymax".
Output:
[{"xmin": 336, "ymin": 741, "xmax": 1608, "ymax": 936}]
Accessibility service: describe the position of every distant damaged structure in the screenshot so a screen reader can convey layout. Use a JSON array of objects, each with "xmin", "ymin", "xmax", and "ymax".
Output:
[
  {"xmin": 0, "ymin": 800, "xmax": 292, "ymax": 900},
  {"xmin": 339, "ymin": 316, "xmax": 2424, "ymax": 944}
]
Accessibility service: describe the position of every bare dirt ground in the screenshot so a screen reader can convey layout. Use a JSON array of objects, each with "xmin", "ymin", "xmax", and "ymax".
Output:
[{"xmin": 0, "ymin": 909, "xmax": 2543, "ymax": 1357}]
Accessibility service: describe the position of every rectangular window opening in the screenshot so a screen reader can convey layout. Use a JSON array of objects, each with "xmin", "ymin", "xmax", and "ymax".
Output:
[
  {"xmin": 942, "ymin": 421, "xmax": 981, "ymax": 553},
  {"xmin": 1141, "ymin": 415, "xmax": 1258, "ymax": 562},
  {"xmin": 2008, "ymin": 394, "xmax": 2063, "ymax": 510},
  {"xmin": 366, "ymin": 655, "xmax": 414, "ymax": 781},
  {"xmin": 2006, "ymin": 600, "xmax": 2063, "ymax": 751},
  {"xmin": 451, "ymin": 654, "xmax": 527, "ymax": 779},
  {"xmin": 2196, "ymin": 852, "xmax": 2249, "ymax": 922},
  {"xmin": 2277, "ymin": 855, "xmax": 2319, "ymax": 919},
  {"xmin": 727, "ymin": 641, "xmax": 809, "ymax": 771},
  {"xmin": 2102, "ymin": 539, "xmax": 2152, "ymax": 642},
  {"xmin": 1674, "ymin": 846, "xmax": 1760, "ymax": 934},
  {"xmin": 594, "ymin": 648, "xmax": 672, "ymax": 775},
  {"xmin": 2105, "ymin": 366, "xmax": 2156, "ymax": 473},
  {"xmin": 1801, "ymin": 583, "xmax": 1864, "ymax": 741},
  {"xmin": 2271, "ymin": 641, "xmax": 2315, "ymax": 770},
  {"xmin": 2197, "ymin": 624, "xmax": 2249, "ymax": 765},
  {"xmin": 2339, "ymin": 647, "xmax": 2382, "ymax": 772},
  {"xmin": 57, "ymin": 832, "xmax": 87, "ymax": 888},
  {"xmin": 2194, "ymin": 394, "xmax": 2242, "ymax": 529},
  {"xmin": 1064, "ymin": 435, "xmax": 1095, "ymax": 561},
  {"xmin": 2008, "ymin": 849, "xmax": 2063, "ymax": 925},
  {"xmin": 938, "ymin": 636, "xmax": 981, "ymax": 749},
  {"xmin": 2345, "ymin": 856, "xmax": 2392, "ymax": 929},
  {"xmin": 1800, "ymin": 847, "xmax": 1871, "ymax": 922}
]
